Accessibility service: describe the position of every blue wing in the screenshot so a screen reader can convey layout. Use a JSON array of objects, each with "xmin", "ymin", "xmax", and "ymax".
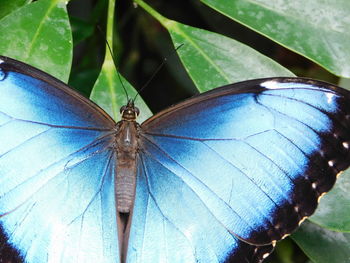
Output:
[
  {"xmin": 2, "ymin": 56, "xmax": 350, "ymax": 263},
  {"xmin": 0, "ymin": 56, "xmax": 120, "ymax": 263},
  {"xmin": 127, "ymin": 150, "xmax": 273, "ymax": 263},
  {"xmin": 126, "ymin": 78, "xmax": 350, "ymax": 262}
]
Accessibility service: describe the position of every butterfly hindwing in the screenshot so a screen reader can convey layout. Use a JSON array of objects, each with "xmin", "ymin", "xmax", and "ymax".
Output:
[
  {"xmin": 127, "ymin": 78, "xmax": 350, "ymax": 262},
  {"xmin": 0, "ymin": 56, "xmax": 120, "ymax": 263},
  {"xmin": 126, "ymin": 141, "xmax": 274, "ymax": 263}
]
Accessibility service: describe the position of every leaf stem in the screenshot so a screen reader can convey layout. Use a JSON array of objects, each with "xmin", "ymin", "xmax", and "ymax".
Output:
[
  {"xmin": 102, "ymin": 0, "xmax": 118, "ymax": 118},
  {"xmin": 133, "ymin": 0, "xmax": 173, "ymax": 28},
  {"xmin": 104, "ymin": 0, "xmax": 115, "ymax": 66}
]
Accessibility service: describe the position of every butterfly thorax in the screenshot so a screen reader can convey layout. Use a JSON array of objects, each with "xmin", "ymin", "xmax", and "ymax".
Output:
[{"xmin": 115, "ymin": 101, "xmax": 140, "ymax": 213}]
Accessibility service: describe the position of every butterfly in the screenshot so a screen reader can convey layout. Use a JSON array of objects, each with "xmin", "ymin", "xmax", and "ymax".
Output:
[{"xmin": 0, "ymin": 55, "xmax": 349, "ymax": 263}]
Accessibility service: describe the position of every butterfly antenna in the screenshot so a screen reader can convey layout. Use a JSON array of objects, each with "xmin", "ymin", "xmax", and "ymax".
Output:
[
  {"xmin": 133, "ymin": 59, "xmax": 166, "ymax": 101},
  {"xmin": 133, "ymin": 44, "xmax": 184, "ymax": 101},
  {"xmin": 97, "ymin": 25, "xmax": 130, "ymax": 102}
]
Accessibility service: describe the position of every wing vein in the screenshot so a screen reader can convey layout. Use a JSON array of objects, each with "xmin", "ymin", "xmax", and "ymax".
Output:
[
  {"xmin": 0, "ymin": 133, "xmax": 114, "ymax": 217},
  {"xmin": 138, "ymin": 153, "xmax": 197, "ymax": 259},
  {"xmin": 140, "ymin": 136, "xmax": 257, "ymax": 238},
  {"xmin": 0, "ymin": 111, "xmax": 113, "ymax": 131}
]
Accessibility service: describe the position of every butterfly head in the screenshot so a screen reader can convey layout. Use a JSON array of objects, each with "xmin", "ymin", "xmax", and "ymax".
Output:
[{"xmin": 120, "ymin": 100, "xmax": 140, "ymax": 121}]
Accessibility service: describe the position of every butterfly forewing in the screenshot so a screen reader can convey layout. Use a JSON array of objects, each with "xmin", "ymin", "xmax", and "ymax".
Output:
[{"xmin": 0, "ymin": 56, "xmax": 120, "ymax": 263}]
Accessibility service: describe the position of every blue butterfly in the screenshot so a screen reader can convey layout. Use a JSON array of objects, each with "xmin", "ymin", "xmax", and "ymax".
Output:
[{"xmin": 0, "ymin": 55, "xmax": 349, "ymax": 263}]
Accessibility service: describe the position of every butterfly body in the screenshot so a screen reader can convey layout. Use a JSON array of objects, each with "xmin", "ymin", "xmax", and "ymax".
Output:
[
  {"xmin": 115, "ymin": 101, "xmax": 140, "ymax": 213},
  {"xmin": 0, "ymin": 56, "xmax": 350, "ymax": 263}
]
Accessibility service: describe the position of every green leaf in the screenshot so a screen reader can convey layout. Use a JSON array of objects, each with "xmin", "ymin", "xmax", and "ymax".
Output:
[
  {"xmin": 273, "ymin": 238, "xmax": 295, "ymax": 263},
  {"xmin": 134, "ymin": 0, "xmax": 294, "ymax": 93},
  {"xmin": 91, "ymin": 0, "xmax": 151, "ymax": 123},
  {"xmin": 0, "ymin": 0, "xmax": 31, "ymax": 20},
  {"xmin": 339, "ymin": 77, "xmax": 350, "ymax": 91},
  {"xmin": 166, "ymin": 22, "xmax": 294, "ymax": 92},
  {"xmin": 0, "ymin": 0, "xmax": 72, "ymax": 82},
  {"xmin": 70, "ymin": 16, "xmax": 94, "ymax": 46},
  {"xmin": 310, "ymin": 169, "xmax": 350, "ymax": 232},
  {"xmin": 201, "ymin": 0, "xmax": 350, "ymax": 77},
  {"xmin": 69, "ymin": 68, "xmax": 100, "ymax": 97},
  {"xmin": 90, "ymin": 60, "xmax": 152, "ymax": 123},
  {"xmin": 292, "ymin": 221, "xmax": 350, "ymax": 263}
]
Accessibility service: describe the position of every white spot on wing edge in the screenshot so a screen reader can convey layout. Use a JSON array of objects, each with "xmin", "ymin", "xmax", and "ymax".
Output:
[
  {"xmin": 343, "ymin": 142, "xmax": 349, "ymax": 149},
  {"xmin": 298, "ymin": 216, "xmax": 308, "ymax": 226},
  {"xmin": 260, "ymin": 80, "xmax": 280, "ymax": 90},
  {"xmin": 0, "ymin": 58, "xmax": 4, "ymax": 64},
  {"xmin": 318, "ymin": 192, "xmax": 327, "ymax": 203},
  {"xmin": 281, "ymin": 233, "xmax": 290, "ymax": 240},
  {"xmin": 336, "ymin": 171, "xmax": 343, "ymax": 178},
  {"xmin": 262, "ymin": 252, "xmax": 270, "ymax": 259},
  {"xmin": 326, "ymin": 92, "xmax": 336, "ymax": 104}
]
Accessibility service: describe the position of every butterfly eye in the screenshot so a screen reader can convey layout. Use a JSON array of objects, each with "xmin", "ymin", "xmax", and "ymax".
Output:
[
  {"xmin": 134, "ymin": 107, "xmax": 140, "ymax": 117},
  {"xmin": 120, "ymin": 105, "xmax": 127, "ymax": 114}
]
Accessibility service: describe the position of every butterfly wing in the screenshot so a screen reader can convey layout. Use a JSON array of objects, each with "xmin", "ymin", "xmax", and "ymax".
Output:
[
  {"xmin": 127, "ymin": 152, "xmax": 274, "ymax": 263},
  {"xmin": 126, "ymin": 78, "xmax": 350, "ymax": 262},
  {"xmin": 0, "ymin": 56, "xmax": 120, "ymax": 263}
]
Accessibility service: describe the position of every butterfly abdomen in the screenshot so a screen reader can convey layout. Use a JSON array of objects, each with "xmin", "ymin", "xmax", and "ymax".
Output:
[{"xmin": 115, "ymin": 116, "xmax": 140, "ymax": 213}]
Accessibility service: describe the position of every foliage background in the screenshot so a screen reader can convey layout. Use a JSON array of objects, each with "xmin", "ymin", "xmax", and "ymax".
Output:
[{"xmin": 0, "ymin": 0, "xmax": 350, "ymax": 262}]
